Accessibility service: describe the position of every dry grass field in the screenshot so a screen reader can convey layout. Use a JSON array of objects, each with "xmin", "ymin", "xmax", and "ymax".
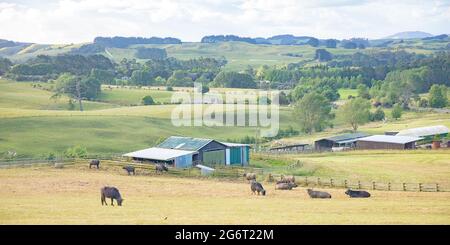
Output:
[{"xmin": 1, "ymin": 165, "xmax": 449, "ymax": 224}]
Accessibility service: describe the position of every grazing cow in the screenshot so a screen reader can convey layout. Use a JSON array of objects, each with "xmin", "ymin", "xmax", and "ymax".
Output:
[
  {"xmin": 345, "ymin": 189, "xmax": 371, "ymax": 198},
  {"xmin": 89, "ymin": 159, "xmax": 100, "ymax": 169},
  {"xmin": 122, "ymin": 165, "xmax": 135, "ymax": 175},
  {"xmin": 243, "ymin": 173, "xmax": 256, "ymax": 182},
  {"xmin": 275, "ymin": 182, "xmax": 298, "ymax": 190},
  {"xmin": 155, "ymin": 163, "xmax": 168, "ymax": 174},
  {"xmin": 250, "ymin": 181, "xmax": 266, "ymax": 196},
  {"xmin": 101, "ymin": 186, "xmax": 123, "ymax": 206},
  {"xmin": 306, "ymin": 189, "xmax": 331, "ymax": 199},
  {"xmin": 280, "ymin": 175, "xmax": 295, "ymax": 183}
]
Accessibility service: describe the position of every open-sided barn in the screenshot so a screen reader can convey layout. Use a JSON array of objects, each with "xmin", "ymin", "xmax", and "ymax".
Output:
[
  {"xmin": 314, "ymin": 132, "xmax": 370, "ymax": 151},
  {"xmin": 123, "ymin": 136, "xmax": 250, "ymax": 168},
  {"xmin": 396, "ymin": 125, "xmax": 449, "ymax": 142},
  {"xmin": 123, "ymin": 147, "xmax": 196, "ymax": 168},
  {"xmin": 356, "ymin": 135, "xmax": 422, "ymax": 150}
]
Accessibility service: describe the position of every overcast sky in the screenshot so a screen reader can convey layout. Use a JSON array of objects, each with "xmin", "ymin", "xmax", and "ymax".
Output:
[{"xmin": 1, "ymin": 0, "xmax": 449, "ymax": 44}]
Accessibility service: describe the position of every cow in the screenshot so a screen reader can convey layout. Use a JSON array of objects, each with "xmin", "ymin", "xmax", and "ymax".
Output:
[
  {"xmin": 100, "ymin": 186, "xmax": 123, "ymax": 206},
  {"xmin": 250, "ymin": 181, "xmax": 266, "ymax": 196},
  {"xmin": 275, "ymin": 182, "xmax": 298, "ymax": 190},
  {"xmin": 89, "ymin": 159, "xmax": 100, "ymax": 169},
  {"xmin": 345, "ymin": 189, "xmax": 371, "ymax": 198},
  {"xmin": 306, "ymin": 189, "xmax": 331, "ymax": 199},
  {"xmin": 155, "ymin": 163, "xmax": 168, "ymax": 174},
  {"xmin": 243, "ymin": 173, "xmax": 256, "ymax": 182},
  {"xmin": 280, "ymin": 175, "xmax": 295, "ymax": 183},
  {"xmin": 122, "ymin": 165, "xmax": 135, "ymax": 175}
]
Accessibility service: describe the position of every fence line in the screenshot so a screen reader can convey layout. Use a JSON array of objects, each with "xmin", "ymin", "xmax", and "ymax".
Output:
[{"xmin": 1, "ymin": 158, "xmax": 449, "ymax": 192}]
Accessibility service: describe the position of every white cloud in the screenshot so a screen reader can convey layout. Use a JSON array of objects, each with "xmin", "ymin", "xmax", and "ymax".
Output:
[{"xmin": 0, "ymin": 0, "xmax": 449, "ymax": 43}]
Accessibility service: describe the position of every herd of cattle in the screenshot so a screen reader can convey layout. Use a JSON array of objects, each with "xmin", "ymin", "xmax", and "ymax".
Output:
[
  {"xmin": 89, "ymin": 160, "xmax": 371, "ymax": 207},
  {"xmin": 246, "ymin": 173, "xmax": 371, "ymax": 198}
]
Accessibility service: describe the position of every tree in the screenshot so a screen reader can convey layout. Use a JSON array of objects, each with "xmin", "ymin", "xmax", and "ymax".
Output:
[
  {"xmin": 52, "ymin": 73, "xmax": 101, "ymax": 111},
  {"xmin": 324, "ymin": 39, "xmax": 337, "ymax": 48},
  {"xmin": 293, "ymin": 92, "xmax": 333, "ymax": 134},
  {"xmin": 370, "ymin": 107, "xmax": 385, "ymax": 121},
  {"xmin": 0, "ymin": 57, "xmax": 13, "ymax": 75},
  {"xmin": 338, "ymin": 97, "xmax": 371, "ymax": 131},
  {"xmin": 211, "ymin": 71, "xmax": 256, "ymax": 88},
  {"xmin": 357, "ymin": 84, "xmax": 370, "ymax": 99},
  {"xmin": 142, "ymin": 95, "xmax": 155, "ymax": 105},
  {"xmin": 90, "ymin": 68, "xmax": 115, "ymax": 84},
  {"xmin": 315, "ymin": 49, "xmax": 332, "ymax": 62},
  {"xmin": 130, "ymin": 69, "xmax": 153, "ymax": 86},
  {"xmin": 391, "ymin": 103, "xmax": 403, "ymax": 119},
  {"xmin": 135, "ymin": 48, "xmax": 167, "ymax": 60},
  {"xmin": 428, "ymin": 84, "xmax": 448, "ymax": 108},
  {"xmin": 167, "ymin": 70, "xmax": 193, "ymax": 86}
]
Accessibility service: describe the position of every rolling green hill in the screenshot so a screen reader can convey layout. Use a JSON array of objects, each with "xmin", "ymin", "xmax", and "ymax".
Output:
[{"xmin": 2, "ymin": 37, "xmax": 448, "ymax": 71}]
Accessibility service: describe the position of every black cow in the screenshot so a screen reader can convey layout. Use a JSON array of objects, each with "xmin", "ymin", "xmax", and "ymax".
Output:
[
  {"xmin": 306, "ymin": 189, "xmax": 331, "ymax": 198},
  {"xmin": 89, "ymin": 159, "xmax": 100, "ymax": 169},
  {"xmin": 250, "ymin": 181, "xmax": 266, "ymax": 196},
  {"xmin": 123, "ymin": 166, "xmax": 135, "ymax": 175},
  {"xmin": 155, "ymin": 163, "xmax": 168, "ymax": 174},
  {"xmin": 275, "ymin": 182, "xmax": 298, "ymax": 190},
  {"xmin": 101, "ymin": 186, "xmax": 123, "ymax": 206},
  {"xmin": 345, "ymin": 189, "xmax": 371, "ymax": 198}
]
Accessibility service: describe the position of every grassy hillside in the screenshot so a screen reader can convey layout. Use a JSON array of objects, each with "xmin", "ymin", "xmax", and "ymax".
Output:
[
  {"xmin": 1, "ymin": 165, "xmax": 449, "ymax": 224},
  {"xmin": 1, "ymin": 79, "xmax": 449, "ymax": 158},
  {"xmin": 0, "ymin": 80, "xmax": 116, "ymax": 111},
  {"xmin": 3, "ymin": 39, "xmax": 447, "ymax": 71}
]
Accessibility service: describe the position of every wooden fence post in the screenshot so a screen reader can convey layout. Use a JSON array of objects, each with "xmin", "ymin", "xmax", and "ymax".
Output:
[
  {"xmin": 388, "ymin": 182, "xmax": 391, "ymax": 191},
  {"xmin": 372, "ymin": 181, "xmax": 376, "ymax": 190},
  {"xmin": 419, "ymin": 183, "xmax": 423, "ymax": 192},
  {"xmin": 344, "ymin": 179, "xmax": 348, "ymax": 188},
  {"xmin": 358, "ymin": 180, "xmax": 361, "ymax": 189},
  {"xmin": 403, "ymin": 183, "xmax": 406, "ymax": 191},
  {"xmin": 330, "ymin": 178, "xmax": 334, "ymax": 187},
  {"xmin": 436, "ymin": 183, "xmax": 439, "ymax": 192},
  {"xmin": 317, "ymin": 177, "xmax": 321, "ymax": 186}
]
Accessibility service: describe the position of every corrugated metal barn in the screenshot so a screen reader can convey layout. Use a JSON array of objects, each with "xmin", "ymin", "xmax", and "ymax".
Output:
[
  {"xmin": 356, "ymin": 135, "xmax": 422, "ymax": 150},
  {"xmin": 123, "ymin": 147, "xmax": 196, "ymax": 168},
  {"xmin": 222, "ymin": 142, "xmax": 250, "ymax": 166},
  {"xmin": 396, "ymin": 125, "xmax": 449, "ymax": 142},
  {"xmin": 314, "ymin": 132, "xmax": 370, "ymax": 151},
  {"xmin": 123, "ymin": 136, "xmax": 251, "ymax": 168},
  {"xmin": 158, "ymin": 136, "xmax": 228, "ymax": 165}
]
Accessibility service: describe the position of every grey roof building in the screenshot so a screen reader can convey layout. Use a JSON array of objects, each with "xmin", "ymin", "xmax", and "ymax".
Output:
[
  {"xmin": 356, "ymin": 135, "xmax": 422, "ymax": 150},
  {"xmin": 314, "ymin": 132, "xmax": 370, "ymax": 151}
]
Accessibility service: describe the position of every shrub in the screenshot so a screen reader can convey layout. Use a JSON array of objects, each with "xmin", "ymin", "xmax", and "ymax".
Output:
[
  {"xmin": 370, "ymin": 107, "xmax": 385, "ymax": 121},
  {"xmin": 142, "ymin": 95, "xmax": 155, "ymax": 105},
  {"xmin": 64, "ymin": 145, "xmax": 88, "ymax": 158},
  {"xmin": 391, "ymin": 104, "xmax": 403, "ymax": 120}
]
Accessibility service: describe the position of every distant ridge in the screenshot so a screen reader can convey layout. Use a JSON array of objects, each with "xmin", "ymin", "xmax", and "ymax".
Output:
[{"xmin": 384, "ymin": 31, "xmax": 433, "ymax": 39}]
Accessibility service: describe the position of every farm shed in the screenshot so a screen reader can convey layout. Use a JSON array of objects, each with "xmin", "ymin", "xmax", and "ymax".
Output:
[
  {"xmin": 158, "ymin": 136, "xmax": 228, "ymax": 165},
  {"xmin": 269, "ymin": 143, "xmax": 309, "ymax": 152},
  {"xmin": 396, "ymin": 125, "xmax": 449, "ymax": 142},
  {"xmin": 122, "ymin": 147, "xmax": 196, "ymax": 168},
  {"xmin": 221, "ymin": 142, "xmax": 250, "ymax": 166},
  {"xmin": 356, "ymin": 135, "xmax": 422, "ymax": 150},
  {"xmin": 314, "ymin": 132, "xmax": 370, "ymax": 151}
]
